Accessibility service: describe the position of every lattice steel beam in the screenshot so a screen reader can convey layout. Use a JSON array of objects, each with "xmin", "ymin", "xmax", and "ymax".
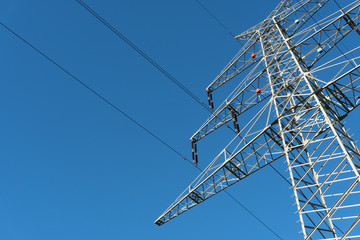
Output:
[{"xmin": 156, "ymin": 1, "xmax": 360, "ymax": 239}]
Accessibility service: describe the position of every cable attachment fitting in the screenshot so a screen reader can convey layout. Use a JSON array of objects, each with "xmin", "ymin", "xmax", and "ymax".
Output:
[{"xmin": 191, "ymin": 139, "xmax": 199, "ymax": 167}]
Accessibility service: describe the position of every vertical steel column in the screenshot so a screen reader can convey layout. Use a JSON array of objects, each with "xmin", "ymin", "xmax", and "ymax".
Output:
[{"xmin": 273, "ymin": 17, "xmax": 360, "ymax": 239}]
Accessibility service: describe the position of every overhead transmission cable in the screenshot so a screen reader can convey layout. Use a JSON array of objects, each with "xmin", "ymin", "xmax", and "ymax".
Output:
[
  {"xmin": 73, "ymin": 1, "xmax": 285, "ymax": 238},
  {"xmin": 74, "ymin": 0, "xmax": 291, "ymax": 184},
  {"xmin": 73, "ymin": 0, "xmax": 249, "ymax": 163},
  {"xmin": 73, "ymin": 3, "xmax": 293, "ymax": 229},
  {"xmin": 75, "ymin": 0, "xmax": 210, "ymax": 111},
  {"xmin": 191, "ymin": 165, "xmax": 284, "ymax": 240},
  {"xmin": 0, "ymin": 21, "xmax": 284, "ymax": 240},
  {"xmin": 0, "ymin": 21, "xmax": 187, "ymax": 162},
  {"xmin": 75, "ymin": 0, "xmax": 291, "ymax": 199},
  {"xmin": 194, "ymin": 0, "xmax": 240, "ymax": 42},
  {"xmin": 333, "ymin": 0, "xmax": 342, "ymax": 10}
]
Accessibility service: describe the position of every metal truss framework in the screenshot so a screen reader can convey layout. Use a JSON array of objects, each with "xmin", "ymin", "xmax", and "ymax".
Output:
[{"xmin": 156, "ymin": 1, "xmax": 360, "ymax": 239}]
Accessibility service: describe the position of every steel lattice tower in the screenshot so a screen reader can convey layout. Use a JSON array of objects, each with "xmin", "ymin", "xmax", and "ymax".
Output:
[{"xmin": 155, "ymin": 0, "xmax": 360, "ymax": 239}]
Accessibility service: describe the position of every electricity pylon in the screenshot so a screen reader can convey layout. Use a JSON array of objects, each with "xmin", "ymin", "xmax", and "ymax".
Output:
[{"xmin": 155, "ymin": 0, "xmax": 360, "ymax": 239}]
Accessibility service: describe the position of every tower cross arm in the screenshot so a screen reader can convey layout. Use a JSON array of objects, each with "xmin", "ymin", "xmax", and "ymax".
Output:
[{"xmin": 156, "ymin": 123, "xmax": 285, "ymax": 226}]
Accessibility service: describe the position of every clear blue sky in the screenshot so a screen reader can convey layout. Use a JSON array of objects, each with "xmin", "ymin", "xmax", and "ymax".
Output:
[{"xmin": 1, "ymin": 1, "xmax": 359, "ymax": 239}]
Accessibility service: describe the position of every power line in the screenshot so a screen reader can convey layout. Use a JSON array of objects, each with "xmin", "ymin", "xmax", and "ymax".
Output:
[
  {"xmin": 0, "ymin": 21, "xmax": 283, "ymax": 240},
  {"xmin": 75, "ymin": 0, "xmax": 209, "ymax": 111},
  {"xmin": 74, "ymin": 0, "xmax": 239, "ymax": 164},
  {"xmin": 194, "ymin": 0, "xmax": 240, "ymax": 42},
  {"xmin": 333, "ymin": 0, "xmax": 342, "ymax": 10},
  {"xmin": 74, "ymin": 0, "xmax": 292, "ymax": 182},
  {"xmin": 72, "ymin": 2, "xmax": 284, "ymax": 236},
  {"xmin": 223, "ymin": 191, "xmax": 285, "ymax": 240},
  {"xmin": 191, "ymin": 163, "xmax": 284, "ymax": 240},
  {"xmin": 0, "ymin": 21, "xmax": 187, "ymax": 162},
  {"xmin": 75, "ymin": 0, "xmax": 286, "ymax": 175}
]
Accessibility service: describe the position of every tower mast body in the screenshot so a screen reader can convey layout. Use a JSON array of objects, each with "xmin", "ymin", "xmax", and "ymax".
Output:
[{"xmin": 156, "ymin": 1, "xmax": 360, "ymax": 239}]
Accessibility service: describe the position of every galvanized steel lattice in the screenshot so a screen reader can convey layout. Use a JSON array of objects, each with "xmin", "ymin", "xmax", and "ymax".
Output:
[{"xmin": 156, "ymin": 1, "xmax": 360, "ymax": 239}]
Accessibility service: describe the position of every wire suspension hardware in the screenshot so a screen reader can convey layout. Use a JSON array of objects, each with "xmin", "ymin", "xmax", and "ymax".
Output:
[
  {"xmin": 206, "ymin": 90, "xmax": 214, "ymax": 111},
  {"xmin": 156, "ymin": 1, "xmax": 360, "ymax": 240},
  {"xmin": 191, "ymin": 140, "xmax": 199, "ymax": 167},
  {"xmin": 229, "ymin": 107, "xmax": 240, "ymax": 133}
]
